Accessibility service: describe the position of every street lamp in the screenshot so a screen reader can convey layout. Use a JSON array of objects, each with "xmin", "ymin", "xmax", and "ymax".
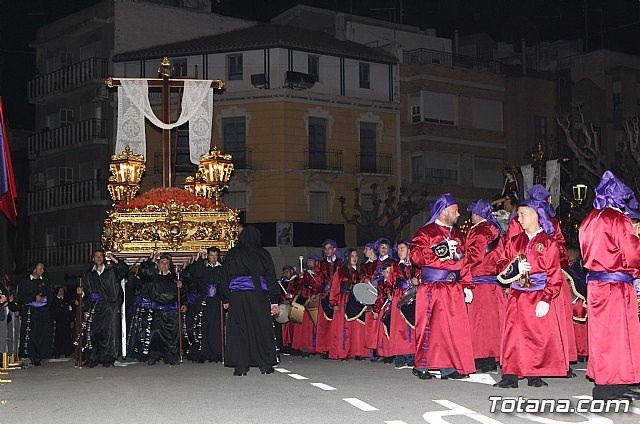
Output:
[{"xmin": 572, "ymin": 183, "xmax": 588, "ymax": 205}]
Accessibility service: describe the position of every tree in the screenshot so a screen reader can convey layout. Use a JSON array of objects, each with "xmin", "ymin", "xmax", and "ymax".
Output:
[
  {"xmin": 338, "ymin": 184, "xmax": 428, "ymax": 245},
  {"xmin": 557, "ymin": 106, "xmax": 640, "ymax": 194}
]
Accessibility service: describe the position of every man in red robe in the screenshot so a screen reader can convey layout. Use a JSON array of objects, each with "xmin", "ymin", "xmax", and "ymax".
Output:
[
  {"xmin": 289, "ymin": 256, "xmax": 321, "ymax": 357},
  {"xmin": 409, "ymin": 193, "xmax": 475, "ymax": 380},
  {"xmin": 465, "ymin": 199, "xmax": 507, "ymax": 373},
  {"xmin": 495, "ymin": 198, "xmax": 569, "ymax": 388},
  {"xmin": 579, "ymin": 171, "xmax": 640, "ymax": 401},
  {"xmin": 315, "ymin": 240, "xmax": 342, "ymax": 357}
]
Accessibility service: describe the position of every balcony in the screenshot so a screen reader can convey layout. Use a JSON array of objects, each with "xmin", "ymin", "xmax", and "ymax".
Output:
[
  {"xmin": 356, "ymin": 153, "xmax": 393, "ymax": 174},
  {"xmin": 28, "ymin": 57, "xmax": 109, "ymax": 101},
  {"xmin": 28, "ymin": 179, "xmax": 109, "ymax": 214},
  {"xmin": 304, "ymin": 148, "xmax": 343, "ymax": 171},
  {"xmin": 27, "ymin": 241, "xmax": 100, "ymax": 268},
  {"xmin": 403, "ymin": 49, "xmax": 500, "ymax": 74},
  {"xmin": 28, "ymin": 118, "xmax": 109, "ymax": 158}
]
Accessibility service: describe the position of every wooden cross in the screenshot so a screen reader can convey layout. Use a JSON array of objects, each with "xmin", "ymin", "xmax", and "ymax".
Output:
[{"xmin": 106, "ymin": 57, "xmax": 224, "ymax": 187}]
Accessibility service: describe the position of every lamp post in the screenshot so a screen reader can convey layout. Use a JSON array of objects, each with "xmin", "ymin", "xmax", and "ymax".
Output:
[
  {"xmin": 107, "ymin": 146, "xmax": 146, "ymax": 204},
  {"xmin": 572, "ymin": 183, "xmax": 588, "ymax": 205},
  {"xmin": 531, "ymin": 142, "xmax": 545, "ymax": 185}
]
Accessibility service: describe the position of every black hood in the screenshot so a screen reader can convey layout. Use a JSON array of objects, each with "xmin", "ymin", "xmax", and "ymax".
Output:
[{"xmin": 238, "ymin": 226, "xmax": 262, "ymax": 248}]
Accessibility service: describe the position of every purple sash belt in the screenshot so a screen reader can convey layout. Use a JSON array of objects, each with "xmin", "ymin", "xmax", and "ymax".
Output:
[
  {"xmin": 229, "ymin": 276, "xmax": 267, "ymax": 292},
  {"xmin": 27, "ymin": 296, "xmax": 47, "ymax": 307},
  {"xmin": 587, "ymin": 271, "xmax": 634, "ymax": 284},
  {"xmin": 203, "ymin": 284, "xmax": 217, "ymax": 298},
  {"xmin": 150, "ymin": 301, "xmax": 178, "ymax": 312},
  {"xmin": 187, "ymin": 293, "xmax": 200, "ymax": 304},
  {"xmin": 396, "ymin": 279, "xmax": 411, "ymax": 290},
  {"xmin": 420, "ymin": 267, "xmax": 460, "ymax": 283},
  {"xmin": 91, "ymin": 293, "xmax": 105, "ymax": 302},
  {"xmin": 472, "ymin": 275, "xmax": 499, "ymax": 285},
  {"xmin": 139, "ymin": 298, "xmax": 153, "ymax": 309},
  {"xmin": 510, "ymin": 272, "xmax": 547, "ymax": 292}
]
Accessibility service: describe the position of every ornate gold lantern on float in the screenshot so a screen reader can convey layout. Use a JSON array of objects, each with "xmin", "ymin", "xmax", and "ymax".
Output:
[
  {"xmin": 106, "ymin": 146, "xmax": 146, "ymax": 204},
  {"xmin": 101, "ymin": 146, "xmax": 240, "ymax": 266},
  {"xmin": 197, "ymin": 146, "xmax": 234, "ymax": 204}
]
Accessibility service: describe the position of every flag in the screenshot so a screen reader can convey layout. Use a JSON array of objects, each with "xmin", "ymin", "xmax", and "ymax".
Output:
[{"xmin": 0, "ymin": 97, "xmax": 18, "ymax": 226}]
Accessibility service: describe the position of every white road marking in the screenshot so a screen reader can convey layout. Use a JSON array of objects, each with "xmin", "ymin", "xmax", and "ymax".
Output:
[
  {"xmin": 343, "ymin": 397, "xmax": 379, "ymax": 411},
  {"xmin": 385, "ymin": 421, "xmax": 408, "ymax": 424},
  {"xmin": 310, "ymin": 382, "xmax": 336, "ymax": 391},
  {"xmin": 425, "ymin": 400, "xmax": 502, "ymax": 423},
  {"xmin": 274, "ymin": 367, "xmax": 290, "ymax": 373},
  {"xmin": 288, "ymin": 373, "xmax": 308, "ymax": 380},
  {"xmin": 456, "ymin": 373, "xmax": 497, "ymax": 386}
]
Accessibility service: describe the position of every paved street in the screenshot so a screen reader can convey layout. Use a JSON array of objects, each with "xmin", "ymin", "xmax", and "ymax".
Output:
[{"xmin": 0, "ymin": 355, "xmax": 637, "ymax": 424}]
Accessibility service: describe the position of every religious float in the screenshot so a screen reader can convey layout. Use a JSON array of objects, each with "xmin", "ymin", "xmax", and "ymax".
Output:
[{"xmin": 101, "ymin": 58, "xmax": 241, "ymax": 266}]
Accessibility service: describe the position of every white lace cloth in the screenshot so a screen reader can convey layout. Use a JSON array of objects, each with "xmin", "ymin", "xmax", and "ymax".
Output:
[{"xmin": 116, "ymin": 80, "xmax": 214, "ymax": 164}]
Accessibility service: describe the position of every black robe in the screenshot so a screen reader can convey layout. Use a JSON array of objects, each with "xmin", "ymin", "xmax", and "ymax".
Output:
[
  {"xmin": 83, "ymin": 262, "xmax": 127, "ymax": 366},
  {"xmin": 138, "ymin": 263, "xmax": 185, "ymax": 365},
  {"xmin": 220, "ymin": 226, "xmax": 279, "ymax": 371},
  {"xmin": 183, "ymin": 259, "xmax": 225, "ymax": 363},
  {"xmin": 17, "ymin": 275, "xmax": 52, "ymax": 363},
  {"xmin": 50, "ymin": 295, "xmax": 74, "ymax": 357}
]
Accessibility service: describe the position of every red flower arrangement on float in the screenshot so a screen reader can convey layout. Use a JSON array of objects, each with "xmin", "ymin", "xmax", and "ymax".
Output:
[{"xmin": 114, "ymin": 187, "xmax": 224, "ymax": 211}]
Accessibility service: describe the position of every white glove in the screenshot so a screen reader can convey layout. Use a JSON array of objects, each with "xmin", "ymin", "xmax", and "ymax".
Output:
[
  {"xmin": 464, "ymin": 288, "xmax": 473, "ymax": 303},
  {"xmin": 447, "ymin": 239, "xmax": 459, "ymax": 256},
  {"xmin": 535, "ymin": 301, "xmax": 549, "ymax": 317},
  {"xmin": 517, "ymin": 258, "xmax": 532, "ymax": 274}
]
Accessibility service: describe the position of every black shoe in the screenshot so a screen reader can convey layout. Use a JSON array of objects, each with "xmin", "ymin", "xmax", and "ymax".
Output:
[
  {"xmin": 527, "ymin": 377, "xmax": 548, "ymax": 387},
  {"xmin": 32, "ymin": 360, "xmax": 42, "ymax": 367},
  {"xmin": 493, "ymin": 378, "xmax": 518, "ymax": 388},
  {"xmin": 301, "ymin": 351, "xmax": 310, "ymax": 358},
  {"xmin": 321, "ymin": 353, "xmax": 329, "ymax": 360},
  {"xmin": 382, "ymin": 357, "xmax": 394, "ymax": 364},
  {"xmin": 478, "ymin": 365, "xmax": 498, "ymax": 373},
  {"xmin": 260, "ymin": 366, "xmax": 274, "ymax": 375},
  {"xmin": 147, "ymin": 359, "xmax": 157, "ymax": 366},
  {"xmin": 233, "ymin": 367, "xmax": 249, "ymax": 376},
  {"xmin": 412, "ymin": 367, "xmax": 434, "ymax": 380},
  {"xmin": 621, "ymin": 391, "xmax": 640, "ymax": 401},
  {"xmin": 103, "ymin": 362, "xmax": 113, "ymax": 368},
  {"xmin": 441, "ymin": 371, "xmax": 469, "ymax": 380},
  {"xmin": 87, "ymin": 361, "xmax": 96, "ymax": 369},
  {"xmin": 566, "ymin": 368, "xmax": 577, "ymax": 378}
]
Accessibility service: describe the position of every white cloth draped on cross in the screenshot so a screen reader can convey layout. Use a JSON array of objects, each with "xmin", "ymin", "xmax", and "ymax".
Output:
[{"xmin": 116, "ymin": 79, "xmax": 214, "ymax": 164}]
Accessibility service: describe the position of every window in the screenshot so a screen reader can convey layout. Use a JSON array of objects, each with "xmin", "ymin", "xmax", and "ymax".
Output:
[
  {"xmin": 223, "ymin": 117, "xmax": 247, "ymax": 168},
  {"xmin": 412, "ymin": 151, "xmax": 458, "ymax": 185},
  {"xmin": 473, "ymin": 156, "xmax": 503, "ymax": 189},
  {"xmin": 308, "ymin": 117, "xmax": 327, "ymax": 169},
  {"xmin": 359, "ymin": 192, "xmax": 374, "ymax": 212},
  {"xmin": 613, "ymin": 81, "xmax": 622, "ymax": 112},
  {"xmin": 359, "ymin": 122, "xmax": 377, "ymax": 173},
  {"xmin": 46, "ymin": 227, "xmax": 56, "ymax": 247},
  {"xmin": 471, "ymin": 98, "xmax": 503, "ymax": 131},
  {"xmin": 174, "ymin": 58, "xmax": 188, "ymax": 77},
  {"xmin": 60, "ymin": 52, "xmax": 73, "ymax": 67},
  {"xmin": 409, "ymin": 93, "xmax": 421, "ymax": 123},
  {"xmin": 421, "ymin": 91, "xmax": 457, "ymax": 125},
  {"xmin": 534, "ymin": 116, "xmax": 547, "ymax": 147},
  {"xmin": 59, "ymin": 167, "xmax": 73, "ymax": 185},
  {"xmin": 309, "ymin": 191, "xmax": 328, "ymax": 223},
  {"xmin": 59, "ymin": 226, "xmax": 73, "ymax": 245},
  {"xmin": 59, "ymin": 109, "xmax": 74, "ymax": 126},
  {"xmin": 359, "ymin": 62, "xmax": 370, "ymax": 89},
  {"xmin": 308, "ymin": 55, "xmax": 319, "ymax": 82},
  {"xmin": 411, "ymin": 155, "xmax": 424, "ymax": 183},
  {"xmin": 227, "ymin": 54, "xmax": 243, "ymax": 80}
]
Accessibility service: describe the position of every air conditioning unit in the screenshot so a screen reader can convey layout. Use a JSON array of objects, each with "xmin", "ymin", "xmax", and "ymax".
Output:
[{"xmin": 284, "ymin": 71, "xmax": 316, "ymax": 90}]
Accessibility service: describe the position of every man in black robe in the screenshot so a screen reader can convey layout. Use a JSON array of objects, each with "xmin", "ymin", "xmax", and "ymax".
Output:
[
  {"xmin": 17, "ymin": 261, "xmax": 53, "ymax": 366},
  {"xmin": 219, "ymin": 226, "xmax": 279, "ymax": 376},
  {"xmin": 183, "ymin": 247, "xmax": 225, "ymax": 363},
  {"xmin": 82, "ymin": 250, "xmax": 128, "ymax": 367},
  {"xmin": 138, "ymin": 253, "xmax": 185, "ymax": 365},
  {"xmin": 50, "ymin": 286, "xmax": 74, "ymax": 358}
]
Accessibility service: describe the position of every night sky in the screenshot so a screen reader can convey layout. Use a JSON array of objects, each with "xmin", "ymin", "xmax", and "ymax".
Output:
[{"xmin": 1, "ymin": 0, "xmax": 639, "ymax": 129}]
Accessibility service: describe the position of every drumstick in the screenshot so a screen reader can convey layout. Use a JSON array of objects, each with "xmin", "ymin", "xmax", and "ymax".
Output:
[{"xmin": 299, "ymin": 256, "xmax": 304, "ymax": 274}]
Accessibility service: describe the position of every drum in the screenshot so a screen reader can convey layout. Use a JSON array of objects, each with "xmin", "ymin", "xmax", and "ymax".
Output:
[
  {"xmin": 304, "ymin": 298, "xmax": 319, "ymax": 327},
  {"xmin": 275, "ymin": 302, "xmax": 291, "ymax": 324},
  {"xmin": 289, "ymin": 301, "xmax": 305, "ymax": 324},
  {"xmin": 352, "ymin": 282, "xmax": 377, "ymax": 306}
]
